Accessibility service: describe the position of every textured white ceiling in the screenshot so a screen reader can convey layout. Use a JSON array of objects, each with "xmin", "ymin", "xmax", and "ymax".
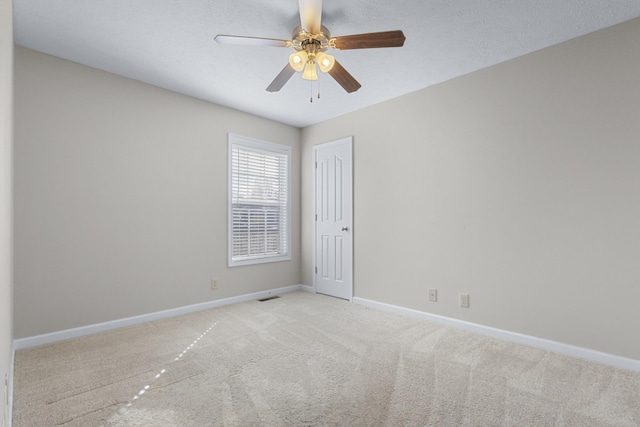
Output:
[{"xmin": 13, "ymin": 0, "xmax": 640, "ymax": 127}]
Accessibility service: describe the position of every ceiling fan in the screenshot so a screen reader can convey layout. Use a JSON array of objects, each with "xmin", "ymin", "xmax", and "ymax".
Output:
[{"xmin": 214, "ymin": 0, "xmax": 406, "ymax": 96}]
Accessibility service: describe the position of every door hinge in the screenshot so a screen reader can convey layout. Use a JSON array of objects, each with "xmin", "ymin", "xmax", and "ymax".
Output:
[
  {"xmin": 315, "ymin": 162, "xmax": 317, "ymax": 169},
  {"xmin": 315, "ymin": 214, "xmax": 317, "ymax": 221},
  {"xmin": 315, "ymin": 266, "xmax": 317, "ymax": 274}
]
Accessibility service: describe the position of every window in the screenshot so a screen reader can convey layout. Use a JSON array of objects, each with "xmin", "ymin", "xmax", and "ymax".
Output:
[{"xmin": 228, "ymin": 134, "xmax": 291, "ymax": 267}]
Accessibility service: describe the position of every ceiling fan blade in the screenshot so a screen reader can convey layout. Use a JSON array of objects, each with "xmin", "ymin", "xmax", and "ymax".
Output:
[
  {"xmin": 215, "ymin": 35, "xmax": 291, "ymax": 48},
  {"xmin": 331, "ymin": 30, "xmax": 406, "ymax": 50},
  {"xmin": 328, "ymin": 60, "xmax": 361, "ymax": 93},
  {"xmin": 298, "ymin": 0, "xmax": 322, "ymax": 34},
  {"xmin": 266, "ymin": 64, "xmax": 297, "ymax": 92}
]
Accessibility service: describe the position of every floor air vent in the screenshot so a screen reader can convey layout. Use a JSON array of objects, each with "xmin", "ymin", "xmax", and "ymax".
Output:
[{"xmin": 258, "ymin": 295, "xmax": 281, "ymax": 302}]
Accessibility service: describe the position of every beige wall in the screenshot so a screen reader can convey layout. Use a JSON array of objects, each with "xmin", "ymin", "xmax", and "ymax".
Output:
[
  {"xmin": 302, "ymin": 19, "xmax": 640, "ymax": 360},
  {"xmin": 1, "ymin": 0, "xmax": 13, "ymax": 424},
  {"xmin": 13, "ymin": 47, "xmax": 301, "ymax": 338}
]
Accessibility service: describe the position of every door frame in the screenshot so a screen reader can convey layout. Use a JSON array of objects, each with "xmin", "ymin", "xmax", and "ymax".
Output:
[{"xmin": 312, "ymin": 136, "xmax": 354, "ymax": 301}]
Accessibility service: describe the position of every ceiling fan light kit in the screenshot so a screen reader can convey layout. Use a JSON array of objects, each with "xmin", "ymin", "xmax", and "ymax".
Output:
[{"xmin": 215, "ymin": 0, "xmax": 406, "ymax": 97}]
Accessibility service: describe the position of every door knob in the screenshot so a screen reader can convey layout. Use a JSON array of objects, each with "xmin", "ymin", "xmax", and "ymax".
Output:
[{"xmin": 341, "ymin": 227, "xmax": 349, "ymax": 231}]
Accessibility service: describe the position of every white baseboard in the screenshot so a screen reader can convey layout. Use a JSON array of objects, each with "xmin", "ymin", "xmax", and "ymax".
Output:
[
  {"xmin": 13, "ymin": 285, "xmax": 306, "ymax": 351},
  {"xmin": 6, "ymin": 346, "xmax": 13, "ymax": 427},
  {"xmin": 353, "ymin": 297, "xmax": 640, "ymax": 373},
  {"xmin": 298, "ymin": 284, "xmax": 314, "ymax": 293},
  {"xmin": 16, "ymin": 287, "xmax": 636, "ymax": 373}
]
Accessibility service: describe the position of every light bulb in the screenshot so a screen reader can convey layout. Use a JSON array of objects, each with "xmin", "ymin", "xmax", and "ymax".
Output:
[
  {"xmin": 302, "ymin": 61, "xmax": 318, "ymax": 80},
  {"xmin": 316, "ymin": 51, "xmax": 335, "ymax": 73},
  {"xmin": 288, "ymin": 51, "xmax": 308, "ymax": 72}
]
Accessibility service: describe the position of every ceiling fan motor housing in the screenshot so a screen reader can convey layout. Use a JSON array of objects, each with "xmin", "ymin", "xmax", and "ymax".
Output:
[{"xmin": 291, "ymin": 25, "xmax": 332, "ymax": 54}]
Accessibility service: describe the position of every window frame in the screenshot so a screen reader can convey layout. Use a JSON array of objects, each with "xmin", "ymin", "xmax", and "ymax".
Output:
[{"xmin": 228, "ymin": 133, "xmax": 291, "ymax": 267}]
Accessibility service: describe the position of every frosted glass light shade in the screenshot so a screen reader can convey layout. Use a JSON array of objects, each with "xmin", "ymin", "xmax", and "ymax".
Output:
[
  {"xmin": 302, "ymin": 62, "xmax": 318, "ymax": 80},
  {"xmin": 316, "ymin": 51, "xmax": 335, "ymax": 73},
  {"xmin": 288, "ymin": 51, "xmax": 308, "ymax": 72}
]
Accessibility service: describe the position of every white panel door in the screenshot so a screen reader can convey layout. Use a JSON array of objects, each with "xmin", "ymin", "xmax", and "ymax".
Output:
[{"xmin": 314, "ymin": 137, "xmax": 352, "ymax": 300}]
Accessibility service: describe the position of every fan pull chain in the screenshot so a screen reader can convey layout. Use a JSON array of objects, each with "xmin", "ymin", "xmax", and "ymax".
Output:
[{"xmin": 309, "ymin": 79, "xmax": 320, "ymax": 102}]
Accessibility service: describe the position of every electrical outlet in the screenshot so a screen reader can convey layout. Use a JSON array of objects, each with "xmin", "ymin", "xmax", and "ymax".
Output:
[
  {"xmin": 459, "ymin": 293, "xmax": 470, "ymax": 308},
  {"xmin": 211, "ymin": 278, "xmax": 218, "ymax": 290},
  {"xmin": 428, "ymin": 288, "xmax": 437, "ymax": 302}
]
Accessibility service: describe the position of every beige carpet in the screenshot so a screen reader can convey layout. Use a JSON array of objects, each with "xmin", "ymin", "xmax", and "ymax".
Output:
[{"xmin": 12, "ymin": 291, "xmax": 640, "ymax": 426}]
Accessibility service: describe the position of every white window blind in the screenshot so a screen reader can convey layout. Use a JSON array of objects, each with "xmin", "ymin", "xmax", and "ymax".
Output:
[{"xmin": 229, "ymin": 134, "xmax": 290, "ymax": 266}]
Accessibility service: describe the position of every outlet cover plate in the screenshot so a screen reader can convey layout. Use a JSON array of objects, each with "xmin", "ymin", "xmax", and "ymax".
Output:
[{"xmin": 459, "ymin": 293, "xmax": 470, "ymax": 308}]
